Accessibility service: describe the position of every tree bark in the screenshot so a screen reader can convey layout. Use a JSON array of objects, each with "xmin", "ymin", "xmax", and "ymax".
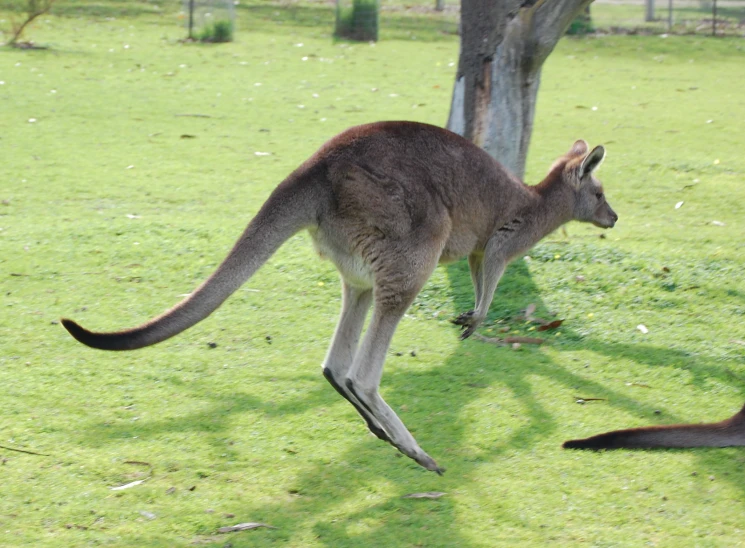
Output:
[{"xmin": 446, "ymin": 0, "xmax": 592, "ymax": 179}]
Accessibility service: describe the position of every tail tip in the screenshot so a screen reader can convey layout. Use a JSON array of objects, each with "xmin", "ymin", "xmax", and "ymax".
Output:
[
  {"xmin": 61, "ymin": 318, "xmax": 83, "ymax": 337},
  {"xmin": 562, "ymin": 435, "xmax": 615, "ymax": 450},
  {"xmin": 562, "ymin": 439, "xmax": 593, "ymax": 450},
  {"xmin": 61, "ymin": 317, "xmax": 97, "ymax": 347}
]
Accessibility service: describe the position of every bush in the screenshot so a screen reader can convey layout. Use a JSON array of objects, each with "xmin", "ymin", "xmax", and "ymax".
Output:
[
  {"xmin": 566, "ymin": 8, "xmax": 594, "ymax": 35},
  {"xmin": 199, "ymin": 19, "xmax": 233, "ymax": 43}
]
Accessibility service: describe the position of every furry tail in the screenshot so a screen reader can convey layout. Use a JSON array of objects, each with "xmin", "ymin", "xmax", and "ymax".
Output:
[
  {"xmin": 563, "ymin": 403, "xmax": 745, "ymax": 449},
  {"xmin": 62, "ymin": 172, "xmax": 323, "ymax": 350}
]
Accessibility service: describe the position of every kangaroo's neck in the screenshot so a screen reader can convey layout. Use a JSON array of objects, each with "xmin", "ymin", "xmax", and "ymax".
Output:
[
  {"xmin": 489, "ymin": 176, "xmax": 573, "ymax": 261},
  {"xmin": 517, "ymin": 179, "xmax": 574, "ymax": 246}
]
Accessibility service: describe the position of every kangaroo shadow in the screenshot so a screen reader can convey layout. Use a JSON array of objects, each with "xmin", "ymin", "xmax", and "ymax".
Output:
[{"xmin": 85, "ymin": 256, "xmax": 738, "ymax": 546}]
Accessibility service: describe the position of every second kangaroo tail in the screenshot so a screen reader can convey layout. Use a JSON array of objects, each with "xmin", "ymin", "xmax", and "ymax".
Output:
[
  {"xmin": 62, "ymin": 172, "xmax": 324, "ymax": 351},
  {"xmin": 563, "ymin": 403, "xmax": 745, "ymax": 449}
]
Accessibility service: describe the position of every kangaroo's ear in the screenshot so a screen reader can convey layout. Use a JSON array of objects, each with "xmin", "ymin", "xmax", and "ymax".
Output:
[
  {"xmin": 569, "ymin": 139, "xmax": 589, "ymax": 157},
  {"xmin": 579, "ymin": 145, "xmax": 605, "ymax": 179}
]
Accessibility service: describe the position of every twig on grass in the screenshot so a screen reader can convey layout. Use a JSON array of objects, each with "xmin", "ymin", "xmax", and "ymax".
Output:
[
  {"xmin": 0, "ymin": 444, "xmax": 49, "ymax": 456},
  {"xmin": 473, "ymin": 334, "xmax": 545, "ymax": 346}
]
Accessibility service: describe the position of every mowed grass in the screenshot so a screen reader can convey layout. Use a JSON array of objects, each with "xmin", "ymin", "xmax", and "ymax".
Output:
[{"xmin": 2, "ymin": 1, "xmax": 745, "ymax": 545}]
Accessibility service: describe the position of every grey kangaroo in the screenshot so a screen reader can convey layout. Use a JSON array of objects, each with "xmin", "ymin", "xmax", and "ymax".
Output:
[
  {"xmin": 564, "ymin": 403, "xmax": 745, "ymax": 449},
  {"xmin": 62, "ymin": 121, "xmax": 617, "ymax": 473}
]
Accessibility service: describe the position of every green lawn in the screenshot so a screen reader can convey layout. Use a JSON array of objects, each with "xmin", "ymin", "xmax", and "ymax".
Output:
[{"xmin": 1, "ymin": 1, "xmax": 745, "ymax": 546}]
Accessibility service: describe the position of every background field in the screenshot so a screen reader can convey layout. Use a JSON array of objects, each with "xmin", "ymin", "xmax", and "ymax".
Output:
[{"xmin": 1, "ymin": 1, "xmax": 745, "ymax": 546}]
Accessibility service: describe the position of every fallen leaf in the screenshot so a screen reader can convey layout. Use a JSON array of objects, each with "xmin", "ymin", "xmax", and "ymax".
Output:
[
  {"xmin": 110, "ymin": 479, "xmax": 145, "ymax": 491},
  {"xmin": 536, "ymin": 319, "xmax": 564, "ymax": 332},
  {"xmin": 636, "ymin": 324, "xmax": 649, "ymax": 334},
  {"xmin": 180, "ymin": 134, "xmax": 196, "ymax": 139},
  {"xmin": 254, "ymin": 151, "xmax": 271, "ymax": 156},
  {"xmin": 218, "ymin": 522, "xmax": 277, "ymax": 533},
  {"xmin": 575, "ymin": 275, "xmax": 586, "ymax": 282},
  {"xmin": 524, "ymin": 303, "xmax": 536, "ymax": 318},
  {"xmin": 711, "ymin": 220, "xmax": 725, "ymax": 226},
  {"xmin": 730, "ymin": 340, "xmax": 745, "ymax": 346},
  {"xmin": 574, "ymin": 397, "xmax": 607, "ymax": 404},
  {"xmin": 675, "ymin": 201, "xmax": 684, "ymax": 209},
  {"xmin": 139, "ymin": 510, "xmax": 156, "ymax": 520},
  {"xmin": 403, "ymin": 491, "xmax": 446, "ymax": 499}
]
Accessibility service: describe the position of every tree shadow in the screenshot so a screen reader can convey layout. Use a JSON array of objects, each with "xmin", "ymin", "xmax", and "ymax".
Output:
[{"xmin": 200, "ymin": 258, "xmax": 744, "ymax": 544}]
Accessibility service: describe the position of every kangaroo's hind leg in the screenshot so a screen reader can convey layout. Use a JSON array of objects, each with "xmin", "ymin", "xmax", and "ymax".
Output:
[
  {"xmin": 344, "ymin": 249, "xmax": 445, "ymax": 474},
  {"xmin": 321, "ymin": 280, "xmax": 391, "ymax": 441}
]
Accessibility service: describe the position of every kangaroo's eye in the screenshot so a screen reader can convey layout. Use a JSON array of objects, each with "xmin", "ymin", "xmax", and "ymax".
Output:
[{"xmin": 595, "ymin": 192, "xmax": 603, "ymax": 200}]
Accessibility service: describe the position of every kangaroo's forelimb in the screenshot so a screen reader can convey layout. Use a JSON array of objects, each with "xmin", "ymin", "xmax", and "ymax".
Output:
[{"xmin": 454, "ymin": 240, "xmax": 508, "ymax": 340}]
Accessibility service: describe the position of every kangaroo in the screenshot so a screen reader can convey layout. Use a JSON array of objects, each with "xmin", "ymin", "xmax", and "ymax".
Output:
[
  {"xmin": 62, "ymin": 121, "xmax": 617, "ymax": 473},
  {"xmin": 563, "ymin": 403, "xmax": 745, "ymax": 449}
]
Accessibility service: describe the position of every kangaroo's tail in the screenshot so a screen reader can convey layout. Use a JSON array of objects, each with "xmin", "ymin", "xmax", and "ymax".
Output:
[
  {"xmin": 61, "ymin": 168, "xmax": 326, "ymax": 351},
  {"xmin": 563, "ymin": 403, "xmax": 745, "ymax": 449}
]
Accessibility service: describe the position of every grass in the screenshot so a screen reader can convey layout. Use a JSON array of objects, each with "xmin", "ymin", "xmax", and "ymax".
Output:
[{"xmin": 1, "ymin": 0, "xmax": 745, "ymax": 546}]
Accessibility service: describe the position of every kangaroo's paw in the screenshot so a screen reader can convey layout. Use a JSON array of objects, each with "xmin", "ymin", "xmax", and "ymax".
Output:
[
  {"xmin": 388, "ymin": 435, "xmax": 444, "ymax": 474},
  {"xmin": 344, "ymin": 379, "xmax": 445, "ymax": 474},
  {"xmin": 451, "ymin": 310, "xmax": 474, "ymax": 326},
  {"xmin": 407, "ymin": 449, "xmax": 445, "ymax": 475},
  {"xmin": 452, "ymin": 311, "xmax": 482, "ymax": 340}
]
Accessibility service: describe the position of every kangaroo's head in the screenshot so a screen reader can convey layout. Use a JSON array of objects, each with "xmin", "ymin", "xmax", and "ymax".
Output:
[{"xmin": 562, "ymin": 140, "xmax": 618, "ymax": 229}]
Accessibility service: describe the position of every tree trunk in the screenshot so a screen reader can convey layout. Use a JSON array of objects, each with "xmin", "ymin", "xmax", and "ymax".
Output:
[{"xmin": 446, "ymin": 0, "xmax": 592, "ymax": 179}]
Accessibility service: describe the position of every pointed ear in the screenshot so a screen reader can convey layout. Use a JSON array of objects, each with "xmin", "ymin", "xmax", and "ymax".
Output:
[
  {"xmin": 579, "ymin": 145, "xmax": 605, "ymax": 179},
  {"xmin": 569, "ymin": 139, "xmax": 589, "ymax": 157}
]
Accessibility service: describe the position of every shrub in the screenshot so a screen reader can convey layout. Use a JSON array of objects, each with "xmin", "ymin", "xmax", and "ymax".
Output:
[{"xmin": 199, "ymin": 19, "xmax": 233, "ymax": 43}]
